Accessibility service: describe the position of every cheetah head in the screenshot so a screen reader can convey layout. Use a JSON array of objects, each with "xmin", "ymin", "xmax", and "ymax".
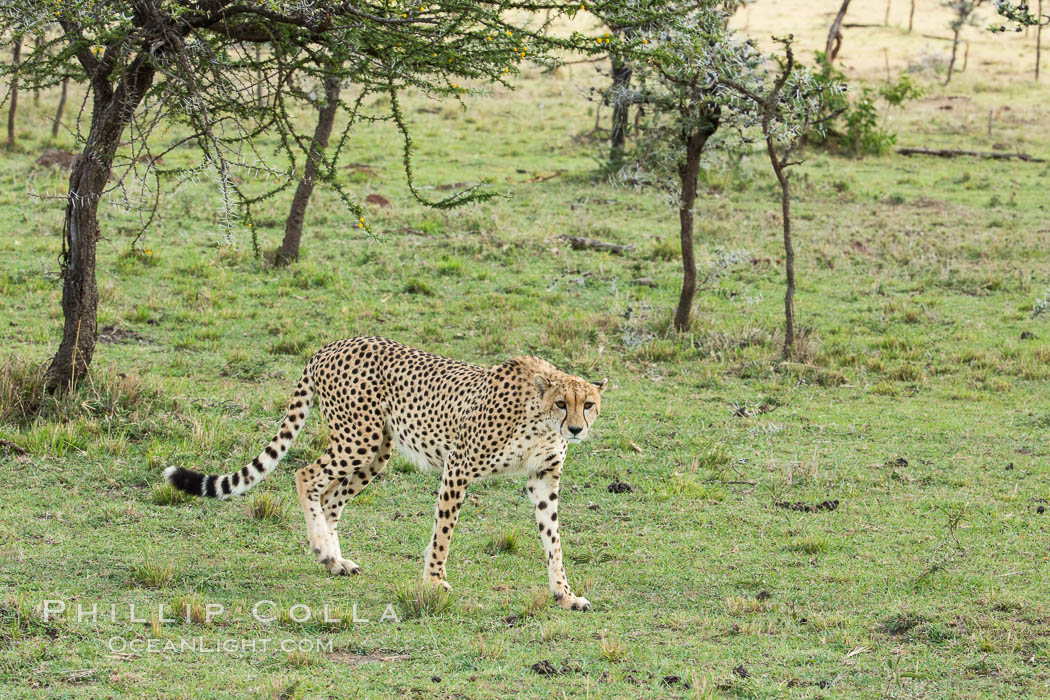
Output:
[{"xmin": 534, "ymin": 374, "xmax": 608, "ymax": 443}]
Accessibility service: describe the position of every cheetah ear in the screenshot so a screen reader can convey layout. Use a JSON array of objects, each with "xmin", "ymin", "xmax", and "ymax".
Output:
[
  {"xmin": 593, "ymin": 378, "xmax": 608, "ymax": 394},
  {"xmin": 533, "ymin": 374, "xmax": 552, "ymax": 393}
]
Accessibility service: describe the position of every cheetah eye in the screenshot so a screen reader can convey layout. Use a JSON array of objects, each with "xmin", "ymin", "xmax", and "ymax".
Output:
[
  {"xmin": 555, "ymin": 401, "xmax": 566, "ymax": 410},
  {"xmin": 584, "ymin": 402, "xmax": 594, "ymax": 410}
]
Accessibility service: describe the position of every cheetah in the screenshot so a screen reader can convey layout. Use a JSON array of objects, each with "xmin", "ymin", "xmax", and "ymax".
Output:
[{"xmin": 165, "ymin": 337, "xmax": 607, "ymax": 611}]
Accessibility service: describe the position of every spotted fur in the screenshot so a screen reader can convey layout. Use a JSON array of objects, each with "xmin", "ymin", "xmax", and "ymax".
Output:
[{"xmin": 165, "ymin": 336, "xmax": 607, "ymax": 610}]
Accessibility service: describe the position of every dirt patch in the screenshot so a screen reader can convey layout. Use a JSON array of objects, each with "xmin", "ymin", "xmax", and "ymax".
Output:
[
  {"xmin": 328, "ymin": 652, "xmax": 409, "ymax": 665},
  {"xmin": 98, "ymin": 325, "xmax": 151, "ymax": 345},
  {"xmin": 365, "ymin": 193, "xmax": 391, "ymax": 208},
  {"xmin": 0, "ymin": 438, "xmax": 27, "ymax": 456},
  {"xmin": 344, "ymin": 162, "xmax": 378, "ymax": 177},
  {"xmin": 36, "ymin": 149, "xmax": 78, "ymax": 169},
  {"xmin": 881, "ymin": 613, "xmax": 926, "ymax": 635},
  {"xmin": 775, "ymin": 500, "xmax": 840, "ymax": 513}
]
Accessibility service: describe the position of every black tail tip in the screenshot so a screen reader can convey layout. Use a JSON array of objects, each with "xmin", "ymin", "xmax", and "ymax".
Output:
[{"xmin": 164, "ymin": 466, "xmax": 204, "ymax": 496}]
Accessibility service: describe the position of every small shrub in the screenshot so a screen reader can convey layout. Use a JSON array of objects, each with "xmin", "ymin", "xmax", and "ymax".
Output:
[{"xmin": 1030, "ymin": 289, "xmax": 1050, "ymax": 318}]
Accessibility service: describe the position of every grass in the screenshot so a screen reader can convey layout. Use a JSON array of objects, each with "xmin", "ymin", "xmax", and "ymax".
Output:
[
  {"xmin": 395, "ymin": 583, "xmax": 455, "ymax": 620},
  {"xmin": 1, "ymin": 4, "xmax": 1050, "ymax": 697},
  {"xmin": 130, "ymin": 556, "xmax": 176, "ymax": 589},
  {"xmin": 247, "ymin": 491, "xmax": 286, "ymax": 521}
]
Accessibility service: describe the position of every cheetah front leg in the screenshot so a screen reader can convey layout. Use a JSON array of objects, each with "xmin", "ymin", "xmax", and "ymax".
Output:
[
  {"xmin": 527, "ymin": 466, "xmax": 590, "ymax": 611},
  {"xmin": 422, "ymin": 455, "xmax": 473, "ymax": 590}
]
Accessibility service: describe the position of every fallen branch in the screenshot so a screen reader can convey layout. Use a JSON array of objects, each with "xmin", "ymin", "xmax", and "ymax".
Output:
[
  {"xmin": 524, "ymin": 169, "xmax": 565, "ymax": 184},
  {"xmin": 897, "ymin": 147, "xmax": 1045, "ymax": 162},
  {"xmin": 557, "ymin": 234, "xmax": 633, "ymax": 255}
]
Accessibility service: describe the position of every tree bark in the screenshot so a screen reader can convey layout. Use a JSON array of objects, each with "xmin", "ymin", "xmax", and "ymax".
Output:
[
  {"xmin": 672, "ymin": 109, "xmax": 720, "ymax": 332},
  {"xmin": 945, "ymin": 26, "xmax": 962, "ymax": 84},
  {"xmin": 52, "ymin": 77, "xmax": 68, "ymax": 139},
  {"xmin": 765, "ymin": 138, "xmax": 795, "ymax": 357},
  {"xmin": 276, "ymin": 74, "xmax": 341, "ymax": 266},
  {"xmin": 826, "ymin": 0, "xmax": 853, "ymax": 63},
  {"xmin": 608, "ymin": 54, "xmax": 632, "ymax": 167},
  {"xmin": 8, "ymin": 39, "xmax": 20, "ymax": 147},
  {"xmin": 45, "ymin": 61, "xmax": 155, "ymax": 392}
]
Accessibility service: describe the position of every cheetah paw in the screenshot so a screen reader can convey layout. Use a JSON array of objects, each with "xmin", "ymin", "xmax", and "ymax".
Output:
[
  {"xmin": 425, "ymin": 577, "xmax": 452, "ymax": 592},
  {"xmin": 326, "ymin": 558, "xmax": 361, "ymax": 576},
  {"xmin": 559, "ymin": 595, "xmax": 591, "ymax": 611}
]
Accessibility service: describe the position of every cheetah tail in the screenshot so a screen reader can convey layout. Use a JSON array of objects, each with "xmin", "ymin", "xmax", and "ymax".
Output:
[{"xmin": 164, "ymin": 368, "xmax": 314, "ymax": 499}]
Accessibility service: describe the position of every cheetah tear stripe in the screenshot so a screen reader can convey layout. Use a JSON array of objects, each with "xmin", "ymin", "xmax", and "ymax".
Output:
[{"xmin": 164, "ymin": 370, "xmax": 314, "ymax": 499}]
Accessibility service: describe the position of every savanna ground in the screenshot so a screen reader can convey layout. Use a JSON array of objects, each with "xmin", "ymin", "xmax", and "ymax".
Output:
[{"xmin": 2, "ymin": 2, "xmax": 1049, "ymax": 698}]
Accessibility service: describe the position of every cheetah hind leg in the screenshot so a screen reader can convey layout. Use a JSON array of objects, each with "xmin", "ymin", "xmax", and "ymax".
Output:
[
  {"xmin": 318, "ymin": 432, "xmax": 394, "ymax": 576},
  {"xmin": 318, "ymin": 477, "xmax": 361, "ymax": 576}
]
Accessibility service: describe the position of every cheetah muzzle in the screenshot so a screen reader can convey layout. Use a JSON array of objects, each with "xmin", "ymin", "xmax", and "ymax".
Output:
[{"xmin": 164, "ymin": 337, "xmax": 608, "ymax": 611}]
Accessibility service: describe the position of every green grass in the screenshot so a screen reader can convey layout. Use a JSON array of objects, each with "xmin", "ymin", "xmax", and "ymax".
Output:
[{"xmin": 1, "ymin": 20, "xmax": 1050, "ymax": 699}]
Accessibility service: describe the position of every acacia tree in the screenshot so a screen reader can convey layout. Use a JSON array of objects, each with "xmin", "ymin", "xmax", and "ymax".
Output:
[
  {"xmin": 589, "ymin": 1, "xmax": 748, "ymax": 169},
  {"xmin": 600, "ymin": 3, "xmax": 840, "ymax": 347},
  {"xmin": 944, "ymin": 0, "xmax": 986, "ymax": 84},
  {"xmin": 718, "ymin": 37, "xmax": 841, "ymax": 356},
  {"xmin": 0, "ymin": 1, "xmax": 596, "ymax": 392},
  {"xmin": 600, "ymin": 2, "xmax": 758, "ymax": 331},
  {"xmin": 609, "ymin": 6, "xmax": 733, "ymax": 332}
]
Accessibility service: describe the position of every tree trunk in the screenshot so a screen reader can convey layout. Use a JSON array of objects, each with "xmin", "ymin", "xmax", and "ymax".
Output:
[
  {"xmin": 945, "ymin": 27, "xmax": 962, "ymax": 85},
  {"xmin": 608, "ymin": 54, "xmax": 632, "ymax": 167},
  {"xmin": 908, "ymin": 0, "xmax": 916, "ymax": 32},
  {"xmin": 276, "ymin": 75, "xmax": 341, "ymax": 266},
  {"xmin": 766, "ymin": 139, "xmax": 795, "ymax": 357},
  {"xmin": 826, "ymin": 0, "xmax": 853, "ymax": 63},
  {"xmin": 672, "ymin": 109, "xmax": 720, "ymax": 332},
  {"xmin": 52, "ymin": 77, "xmax": 68, "ymax": 139},
  {"xmin": 45, "ymin": 63, "xmax": 155, "ymax": 392},
  {"xmin": 7, "ymin": 39, "xmax": 20, "ymax": 147}
]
